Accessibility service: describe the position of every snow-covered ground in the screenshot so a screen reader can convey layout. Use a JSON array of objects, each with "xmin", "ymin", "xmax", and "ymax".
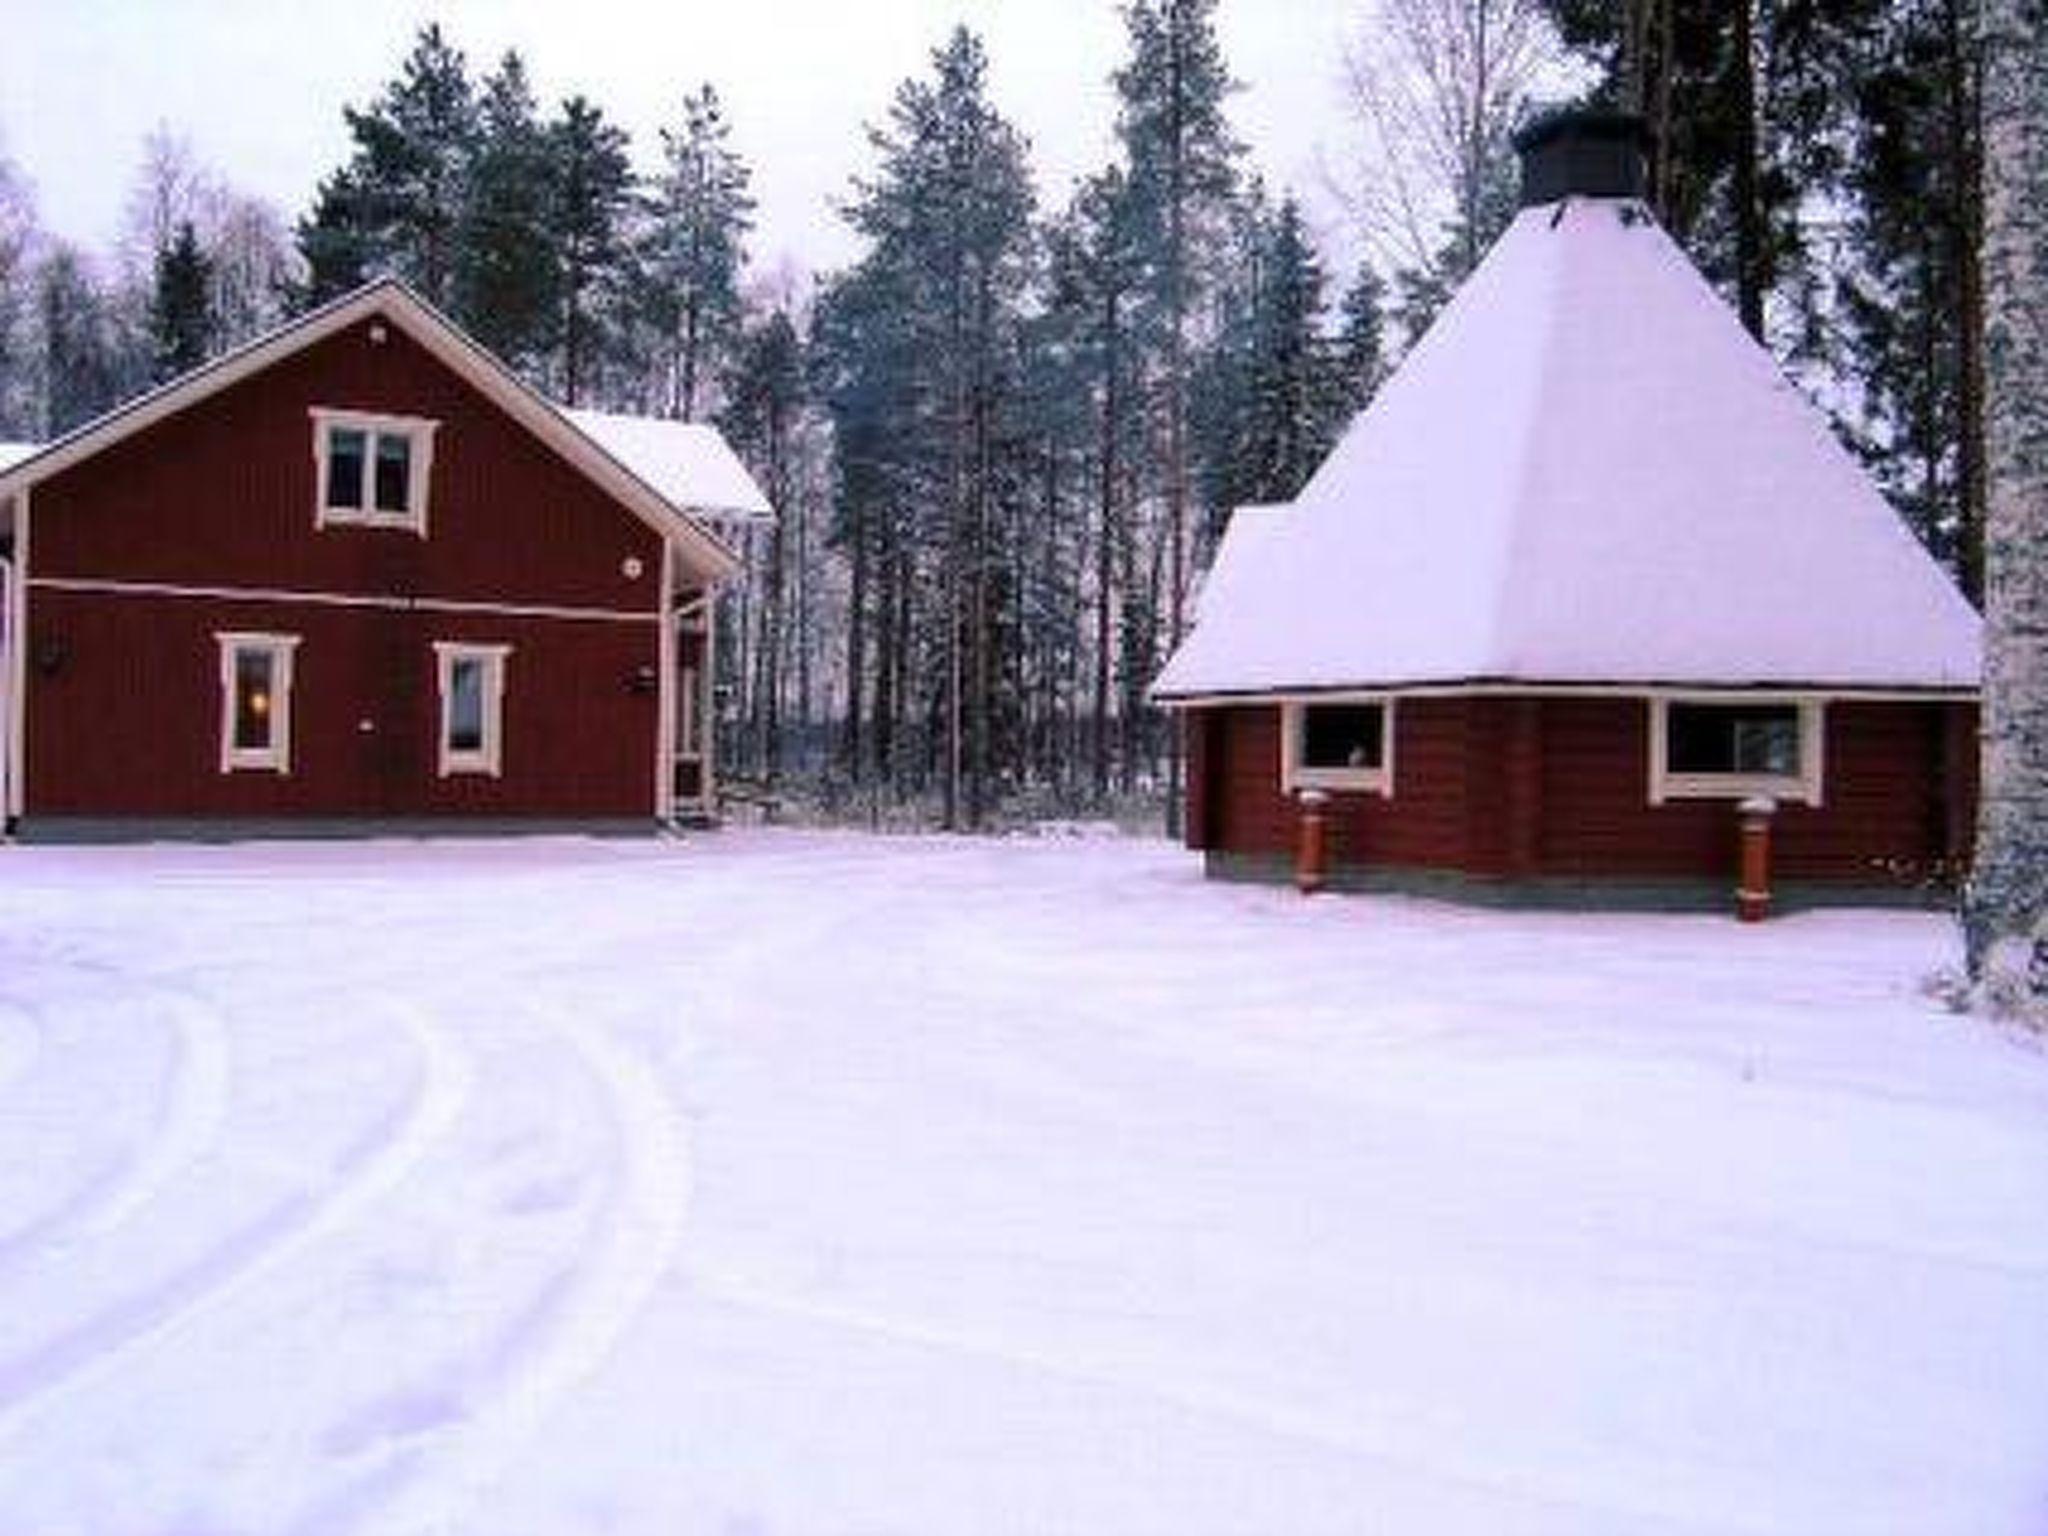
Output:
[{"xmin": 0, "ymin": 829, "xmax": 2042, "ymax": 1536}]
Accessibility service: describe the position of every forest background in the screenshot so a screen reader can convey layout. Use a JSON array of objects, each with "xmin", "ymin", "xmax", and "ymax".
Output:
[{"xmin": 0, "ymin": 1, "xmax": 1996, "ymax": 832}]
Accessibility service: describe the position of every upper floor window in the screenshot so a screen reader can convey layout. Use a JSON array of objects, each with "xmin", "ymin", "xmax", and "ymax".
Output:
[
  {"xmin": 311, "ymin": 408, "xmax": 438, "ymax": 533},
  {"xmin": 1281, "ymin": 697, "xmax": 1395, "ymax": 797},
  {"xmin": 215, "ymin": 631, "xmax": 300, "ymax": 774},
  {"xmin": 1649, "ymin": 696, "xmax": 1824, "ymax": 806}
]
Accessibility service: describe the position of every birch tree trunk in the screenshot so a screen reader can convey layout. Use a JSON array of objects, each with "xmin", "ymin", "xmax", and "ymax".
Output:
[{"xmin": 1965, "ymin": 0, "xmax": 2048, "ymax": 1003}]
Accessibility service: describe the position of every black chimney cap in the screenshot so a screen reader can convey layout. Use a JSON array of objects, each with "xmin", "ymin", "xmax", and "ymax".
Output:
[{"xmin": 1512, "ymin": 109, "xmax": 1649, "ymax": 207}]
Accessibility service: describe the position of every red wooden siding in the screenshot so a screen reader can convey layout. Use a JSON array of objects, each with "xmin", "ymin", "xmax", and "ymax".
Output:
[
  {"xmin": 30, "ymin": 321, "xmax": 664, "ymax": 611},
  {"xmin": 21, "ymin": 311, "xmax": 671, "ymax": 823},
  {"xmin": 1207, "ymin": 699, "xmax": 1486, "ymax": 871},
  {"xmin": 1198, "ymin": 695, "xmax": 1975, "ymax": 893},
  {"xmin": 26, "ymin": 590, "xmax": 658, "ymax": 820}
]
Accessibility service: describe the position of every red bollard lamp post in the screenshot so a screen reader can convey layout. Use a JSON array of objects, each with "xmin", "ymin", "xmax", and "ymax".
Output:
[
  {"xmin": 1296, "ymin": 788, "xmax": 1331, "ymax": 896},
  {"xmin": 1736, "ymin": 794, "xmax": 1777, "ymax": 922}
]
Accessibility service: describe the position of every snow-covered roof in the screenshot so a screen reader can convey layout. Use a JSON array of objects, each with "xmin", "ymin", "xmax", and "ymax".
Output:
[
  {"xmin": 1154, "ymin": 199, "xmax": 1982, "ymax": 700},
  {"xmin": 0, "ymin": 442, "xmax": 37, "ymax": 473},
  {"xmin": 1195, "ymin": 504, "xmax": 1290, "ymax": 621},
  {"xmin": 562, "ymin": 409, "xmax": 772, "ymax": 524}
]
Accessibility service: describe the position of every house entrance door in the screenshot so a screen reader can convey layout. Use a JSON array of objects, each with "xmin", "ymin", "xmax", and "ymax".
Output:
[{"xmin": 672, "ymin": 621, "xmax": 706, "ymax": 811}]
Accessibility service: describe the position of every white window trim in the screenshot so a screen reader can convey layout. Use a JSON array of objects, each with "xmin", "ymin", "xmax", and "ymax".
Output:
[
  {"xmin": 216, "ymin": 631, "xmax": 301, "ymax": 774},
  {"xmin": 311, "ymin": 407, "xmax": 439, "ymax": 535},
  {"xmin": 434, "ymin": 641, "xmax": 511, "ymax": 778},
  {"xmin": 1279, "ymin": 696, "xmax": 1396, "ymax": 798},
  {"xmin": 1647, "ymin": 694, "xmax": 1826, "ymax": 807}
]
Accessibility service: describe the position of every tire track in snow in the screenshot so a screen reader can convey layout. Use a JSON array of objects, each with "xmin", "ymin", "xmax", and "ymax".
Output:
[
  {"xmin": 68, "ymin": 986, "xmax": 233, "ymax": 1242},
  {"xmin": 0, "ymin": 993, "xmax": 471, "ymax": 1436},
  {"xmin": 0, "ymin": 978, "xmax": 168, "ymax": 1263},
  {"xmin": 317, "ymin": 996, "xmax": 691, "ymax": 1536},
  {"xmin": 0, "ymin": 996, "xmax": 41, "ymax": 1098}
]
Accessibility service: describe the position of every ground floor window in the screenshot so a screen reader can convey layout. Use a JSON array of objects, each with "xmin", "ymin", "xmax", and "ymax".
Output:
[
  {"xmin": 215, "ymin": 632, "xmax": 300, "ymax": 773},
  {"xmin": 434, "ymin": 642, "xmax": 510, "ymax": 777},
  {"xmin": 1281, "ymin": 697, "xmax": 1394, "ymax": 795},
  {"xmin": 1649, "ymin": 696, "xmax": 1823, "ymax": 805}
]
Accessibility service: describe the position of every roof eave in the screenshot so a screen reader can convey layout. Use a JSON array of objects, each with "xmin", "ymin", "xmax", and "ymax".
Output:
[{"xmin": 1153, "ymin": 675, "xmax": 1983, "ymax": 707}]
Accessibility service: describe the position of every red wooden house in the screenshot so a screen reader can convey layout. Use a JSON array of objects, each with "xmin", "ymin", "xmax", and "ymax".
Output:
[
  {"xmin": 1153, "ymin": 114, "xmax": 1982, "ymax": 907},
  {"xmin": 0, "ymin": 280, "xmax": 769, "ymax": 838}
]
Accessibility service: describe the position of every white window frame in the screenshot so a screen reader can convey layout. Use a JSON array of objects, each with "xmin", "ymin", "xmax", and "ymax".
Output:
[
  {"xmin": 216, "ymin": 631, "xmax": 300, "ymax": 774},
  {"xmin": 1648, "ymin": 694, "xmax": 1825, "ymax": 807},
  {"xmin": 1280, "ymin": 695, "xmax": 1396, "ymax": 797},
  {"xmin": 311, "ymin": 408, "xmax": 439, "ymax": 534},
  {"xmin": 434, "ymin": 641, "xmax": 510, "ymax": 778}
]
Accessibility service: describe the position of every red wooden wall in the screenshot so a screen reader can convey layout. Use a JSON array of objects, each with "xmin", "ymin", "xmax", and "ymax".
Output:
[
  {"xmin": 1190, "ymin": 695, "xmax": 1976, "ymax": 893},
  {"xmin": 22, "ymin": 312, "xmax": 668, "ymax": 823}
]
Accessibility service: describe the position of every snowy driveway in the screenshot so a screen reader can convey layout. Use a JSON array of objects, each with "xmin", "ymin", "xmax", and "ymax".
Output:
[{"xmin": 0, "ymin": 829, "xmax": 2043, "ymax": 1535}]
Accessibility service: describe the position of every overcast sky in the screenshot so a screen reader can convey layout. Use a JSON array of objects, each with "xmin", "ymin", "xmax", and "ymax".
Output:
[{"xmin": 0, "ymin": 0, "xmax": 1367, "ymax": 282}]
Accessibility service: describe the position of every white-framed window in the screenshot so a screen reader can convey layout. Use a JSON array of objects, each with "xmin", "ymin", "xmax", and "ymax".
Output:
[
  {"xmin": 216, "ymin": 631, "xmax": 300, "ymax": 774},
  {"xmin": 434, "ymin": 642, "xmax": 510, "ymax": 777},
  {"xmin": 1648, "ymin": 695, "xmax": 1825, "ymax": 806},
  {"xmin": 311, "ymin": 408, "xmax": 438, "ymax": 533},
  {"xmin": 1280, "ymin": 696, "xmax": 1395, "ymax": 797}
]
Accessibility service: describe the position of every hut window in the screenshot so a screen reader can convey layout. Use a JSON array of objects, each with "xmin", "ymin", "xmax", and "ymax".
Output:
[
  {"xmin": 1650, "ymin": 697, "xmax": 1823, "ymax": 805},
  {"xmin": 215, "ymin": 632, "xmax": 300, "ymax": 774},
  {"xmin": 1282, "ymin": 699, "xmax": 1394, "ymax": 796},
  {"xmin": 312, "ymin": 408, "xmax": 438, "ymax": 534},
  {"xmin": 434, "ymin": 642, "xmax": 510, "ymax": 777}
]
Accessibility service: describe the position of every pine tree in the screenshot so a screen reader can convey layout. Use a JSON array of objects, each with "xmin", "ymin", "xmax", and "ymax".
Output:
[
  {"xmin": 547, "ymin": 95, "xmax": 636, "ymax": 405},
  {"xmin": 1047, "ymin": 169, "xmax": 1150, "ymax": 801},
  {"xmin": 812, "ymin": 259, "xmax": 917, "ymax": 788},
  {"xmin": 1835, "ymin": 0, "xmax": 1989, "ymax": 596},
  {"xmin": 825, "ymin": 27, "xmax": 1036, "ymax": 824},
  {"xmin": 1965, "ymin": 0, "xmax": 2048, "ymax": 999},
  {"xmin": 148, "ymin": 220, "xmax": 213, "ymax": 381},
  {"xmin": 644, "ymin": 85, "xmax": 755, "ymax": 420},
  {"xmin": 296, "ymin": 25, "xmax": 477, "ymax": 307},
  {"xmin": 455, "ymin": 52, "xmax": 558, "ymax": 374},
  {"xmin": 723, "ymin": 308, "xmax": 804, "ymax": 778},
  {"xmin": 1116, "ymin": 0, "xmax": 1241, "ymax": 825}
]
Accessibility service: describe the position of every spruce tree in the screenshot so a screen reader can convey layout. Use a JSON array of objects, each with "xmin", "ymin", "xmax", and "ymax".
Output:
[
  {"xmin": 1332, "ymin": 263, "xmax": 1387, "ymax": 419},
  {"xmin": 1233, "ymin": 197, "xmax": 1334, "ymax": 506},
  {"xmin": 148, "ymin": 220, "xmax": 214, "ymax": 381}
]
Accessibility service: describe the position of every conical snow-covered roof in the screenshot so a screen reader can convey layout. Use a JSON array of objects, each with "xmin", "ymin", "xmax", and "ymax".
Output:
[{"xmin": 1154, "ymin": 192, "xmax": 1981, "ymax": 701}]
